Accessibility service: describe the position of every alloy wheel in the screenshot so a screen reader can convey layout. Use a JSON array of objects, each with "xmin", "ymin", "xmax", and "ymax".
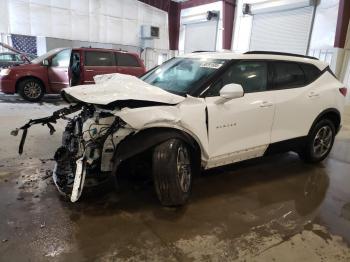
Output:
[
  {"xmin": 23, "ymin": 81, "xmax": 41, "ymax": 99},
  {"xmin": 312, "ymin": 126, "xmax": 333, "ymax": 158},
  {"xmin": 176, "ymin": 145, "xmax": 191, "ymax": 193}
]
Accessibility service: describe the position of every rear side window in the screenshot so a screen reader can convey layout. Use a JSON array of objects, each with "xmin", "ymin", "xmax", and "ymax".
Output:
[
  {"xmin": 117, "ymin": 53, "xmax": 140, "ymax": 67},
  {"xmin": 272, "ymin": 62, "xmax": 306, "ymax": 89},
  {"xmin": 85, "ymin": 51, "xmax": 116, "ymax": 66},
  {"xmin": 300, "ymin": 63, "xmax": 321, "ymax": 83}
]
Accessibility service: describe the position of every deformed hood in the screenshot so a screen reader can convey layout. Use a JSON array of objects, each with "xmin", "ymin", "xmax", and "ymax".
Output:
[{"xmin": 62, "ymin": 73, "xmax": 185, "ymax": 105}]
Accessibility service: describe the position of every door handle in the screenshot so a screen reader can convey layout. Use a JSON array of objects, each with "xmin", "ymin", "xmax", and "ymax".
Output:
[
  {"xmin": 85, "ymin": 69, "xmax": 94, "ymax": 72},
  {"xmin": 308, "ymin": 91, "xmax": 319, "ymax": 98},
  {"xmin": 260, "ymin": 101, "xmax": 273, "ymax": 108}
]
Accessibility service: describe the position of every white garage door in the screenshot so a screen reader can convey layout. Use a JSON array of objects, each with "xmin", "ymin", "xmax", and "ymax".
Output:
[
  {"xmin": 250, "ymin": 7, "xmax": 314, "ymax": 55},
  {"xmin": 184, "ymin": 20, "xmax": 218, "ymax": 53}
]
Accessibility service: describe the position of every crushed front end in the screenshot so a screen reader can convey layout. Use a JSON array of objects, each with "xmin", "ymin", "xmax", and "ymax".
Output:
[{"xmin": 12, "ymin": 104, "xmax": 132, "ymax": 202}]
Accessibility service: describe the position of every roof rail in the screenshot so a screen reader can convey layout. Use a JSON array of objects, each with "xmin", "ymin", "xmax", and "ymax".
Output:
[
  {"xmin": 244, "ymin": 51, "xmax": 318, "ymax": 60},
  {"xmin": 192, "ymin": 50, "xmax": 214, "ymax": 53}
]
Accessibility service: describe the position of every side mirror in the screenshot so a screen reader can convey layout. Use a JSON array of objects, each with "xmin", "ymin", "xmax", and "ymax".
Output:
[
  {"xmin": 216, "ymin": 83, "xmax": 244, "ymax": 104},
  {"xmin": 42, "ymin": 59, "xmax": 49, "ymax": 66}
]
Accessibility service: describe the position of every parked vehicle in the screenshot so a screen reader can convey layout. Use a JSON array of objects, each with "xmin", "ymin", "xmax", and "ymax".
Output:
[
  {"xmin": 13, "ymin": 51, "xmax": 347, "ymax": 206},
  {"xmin": 0, "ymin": 47, "xmax": 146, "ymax": 101},
  {"xmin": 0, "ymin": 52, "xmax": 36, "ymax": 69}
]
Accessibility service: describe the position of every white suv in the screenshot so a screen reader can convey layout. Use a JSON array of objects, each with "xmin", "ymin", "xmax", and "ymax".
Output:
[{"xmin": 14, "ymin": 51, "xmax": 347, "ymax": 206}]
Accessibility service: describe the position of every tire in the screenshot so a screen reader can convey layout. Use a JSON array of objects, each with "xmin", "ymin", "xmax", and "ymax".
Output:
[
  {"xmin": 18, "ymin": 78, "xmax": 45, "ymax": 102},
  {"xmin": 299, "ymin": 119, "xmax": 335, "ymax": 163},
  {"xmin": 152, "ymin": 139, "xmax": 193, "ymax": 206}
]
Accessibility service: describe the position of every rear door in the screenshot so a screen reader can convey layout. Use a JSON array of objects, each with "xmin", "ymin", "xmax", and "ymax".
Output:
[
  {"xmin": 116, "ymin": 52, "xmax": 145, "ymax": 77},
  {"xmin": 82, "ymin": 50, "xmax": 117, "ymax": 84},
  {"xmin": 48, "ymin": 49, "xmax": 71, "ymax": 92},
  {"xmin": 269, "ymin": 61, "xmax": 326, "ymax": 143}
]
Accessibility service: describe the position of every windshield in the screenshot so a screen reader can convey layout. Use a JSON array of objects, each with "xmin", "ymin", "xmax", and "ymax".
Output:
[
  {"xmin": 141, "ymin": 58, "xmax": 227, "ymax": 95},
  {"xmin": 31, "ymin": 48, "xmax": 69, "ymax": 64}
]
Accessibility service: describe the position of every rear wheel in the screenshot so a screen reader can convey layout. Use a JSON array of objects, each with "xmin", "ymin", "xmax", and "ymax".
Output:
[
  {"xmin": 299, "ymin": 119, "xmax": 335, "ymax": 163},
  {"xmin": 152, "ymin": 139, "xmax": 193, "ymax": 206},
  {"xmin": 18, "ymin": 78, "xmax": 44, "ymax": 102}
]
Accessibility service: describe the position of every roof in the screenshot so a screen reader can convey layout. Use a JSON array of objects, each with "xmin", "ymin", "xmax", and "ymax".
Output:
[
  {"xmin": 72, "ymin": 47, "xmax": 139, "ymax": 56},
  {"xmin": 180, "ymin": 51, "xmax": 328, "ymax": 70}
]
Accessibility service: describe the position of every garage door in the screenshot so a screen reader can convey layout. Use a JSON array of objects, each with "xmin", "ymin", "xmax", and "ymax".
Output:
[
  {"xmin": 250, "ymin": 7, "xmax": 314, "ymax": 55},
  {"xmin": 184, "ymin": 20, "xmax": 218, "ymax": 53}
]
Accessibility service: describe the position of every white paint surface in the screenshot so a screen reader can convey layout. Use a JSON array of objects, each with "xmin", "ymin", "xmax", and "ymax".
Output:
[{"xmin": 63, "ymin": 73, "xmax": 185, "ymax": 105}]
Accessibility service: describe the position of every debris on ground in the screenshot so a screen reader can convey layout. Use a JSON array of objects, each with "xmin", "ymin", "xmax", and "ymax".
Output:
[
  {"xmin": 42, "ymin": 170, "xmax": 52, "ymax": 180},
  {"xmin": 16, "ymin": 196, "xmax": 24, "ymax": 200},
  {"xmin": 2, "ymin": 239, "xmax": 8, "ymax": 243}
]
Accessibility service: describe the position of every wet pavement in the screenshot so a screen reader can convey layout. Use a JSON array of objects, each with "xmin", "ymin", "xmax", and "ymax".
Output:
[{"xmin": 0, "ymin": 93, "xmax": 350, "ymax": 261}]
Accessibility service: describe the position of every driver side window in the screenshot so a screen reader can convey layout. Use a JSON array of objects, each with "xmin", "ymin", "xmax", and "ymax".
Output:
[
  {"xmin": 51, "ymin": 49, "xmax": 71, "ymax": 67},
  {"xmin": 205, "ymin": 61, "xmax": 268, "ymax": 97}
]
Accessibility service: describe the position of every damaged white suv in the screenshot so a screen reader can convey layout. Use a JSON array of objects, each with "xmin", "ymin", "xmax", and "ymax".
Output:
[{"xmin": 14, "ymin": 51, "xmax": 347, "ymax": 206}]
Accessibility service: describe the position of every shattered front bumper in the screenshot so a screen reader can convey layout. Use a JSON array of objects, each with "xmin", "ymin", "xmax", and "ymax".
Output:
[{"xmin": 52, "ymin": 157, "xmax": 86, "ymax": 202}]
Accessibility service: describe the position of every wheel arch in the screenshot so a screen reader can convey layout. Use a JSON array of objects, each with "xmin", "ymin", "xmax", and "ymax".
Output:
[
  {"xmin": 15, "ymin": 76, "xmax": 46, "ymax": 93},
  {"xmin": 111, "ymin": 127, "xmax": 203, "ymax": 175},
  {"xmin": 309, "ymin": 108, "xmax": 341, "ymax": 135}
]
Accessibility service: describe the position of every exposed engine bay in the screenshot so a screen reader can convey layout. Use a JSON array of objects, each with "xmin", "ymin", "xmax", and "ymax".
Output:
[
  {"xmin": 11, "ymin": 104, "xmax": 133, "ymax": 201},
  {"xmin": 52, "ymin": 105, "xmax": 128, "ymax": 202}
]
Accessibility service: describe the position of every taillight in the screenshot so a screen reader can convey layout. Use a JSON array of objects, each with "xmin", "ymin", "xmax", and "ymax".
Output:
[{"xmin": 339, "ymin": 87, "xmax": 347, "ymax": 97}]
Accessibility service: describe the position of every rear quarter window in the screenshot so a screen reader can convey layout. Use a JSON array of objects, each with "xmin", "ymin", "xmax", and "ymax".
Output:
[
  {"xmin": 85, "ymin": 51, "xmax": 116, "ymax": 66},
  {"xmin": 117, "ymin": 53, "xmax": 140, "ymax": 67},
  {"xmin": 300, "ymin": 63, "xmax": 321, "ymax": 83}
]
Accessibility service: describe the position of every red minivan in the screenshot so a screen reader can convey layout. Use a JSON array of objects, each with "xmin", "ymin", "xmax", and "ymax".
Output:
[{"xmin": 0, "ymin": 47, "xmax": 146, "ymax": 102}]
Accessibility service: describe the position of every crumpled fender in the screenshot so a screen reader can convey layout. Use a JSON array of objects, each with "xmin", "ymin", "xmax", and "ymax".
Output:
[
  {"xmin": 111, "ymin": 127, "xmax": 202, "ymax": 175},
  {"xmin": 114, "ymin": 106, "xmax": 181, "ymax": 130},
  {"xmin": 110, "ymin": 96, "xmax": 210, "ymax": 167}
]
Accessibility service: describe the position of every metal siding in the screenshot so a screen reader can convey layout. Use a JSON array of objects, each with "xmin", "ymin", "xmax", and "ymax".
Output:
[{"xmin": 250, "ymin": 7, "xmax": 314, "ymax": 55}]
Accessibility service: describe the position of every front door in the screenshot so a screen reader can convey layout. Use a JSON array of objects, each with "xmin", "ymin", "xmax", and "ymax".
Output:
[
  {"xmin": 48, "ymin": 49, "xmax": 71, "ymax": 92},
  {"xmin": 204, "ymin": 60, "xmax": 275, "ymax": 168}
]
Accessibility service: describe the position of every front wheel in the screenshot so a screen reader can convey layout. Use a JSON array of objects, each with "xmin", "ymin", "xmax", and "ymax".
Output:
[
  {"xmin": 299, "ymin": 119, "xmax": 335, "ymax": 163},
  {"xmin": 18, "ymin": 78, "xmax": 45, "ymax": 102},
  {"xmin": 152, "ymin": 139, "xmax": 193, "ymax": 206}
]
